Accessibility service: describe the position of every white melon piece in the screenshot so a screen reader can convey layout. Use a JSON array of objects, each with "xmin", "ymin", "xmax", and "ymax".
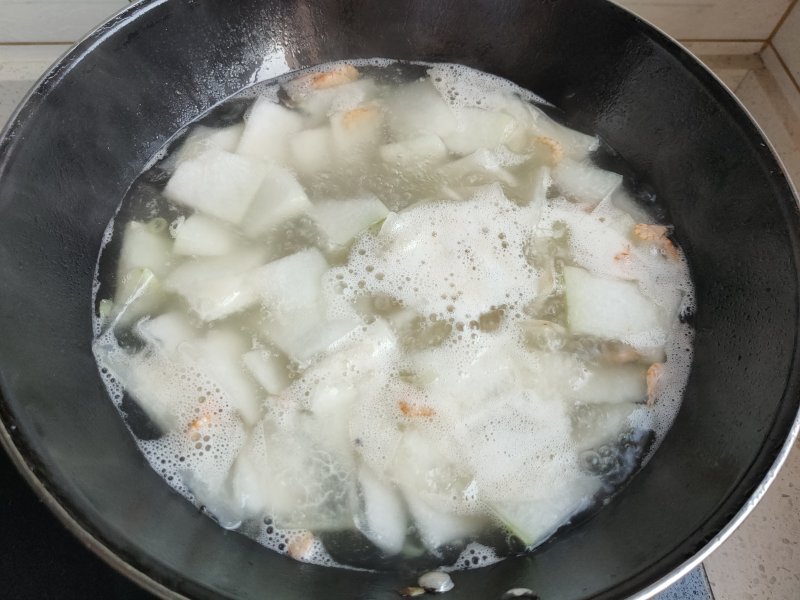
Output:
[
  {"xmin": 136, "ymin": 311, "xmax": 196, "ymax": 359},
  {"xmin": 379, "ymin": 134, "xmax": 448, "ymax": 167},
  {"xmin": 572, "ymin": 402, "xmax": 637, "ymax": 450},
  {"xmin": 564, "ymin": 266, "xmax": 664, "ymax": 344},
  {"xmin": 173, "ymin": 123, "xmax": 243, "ymax": 165},
  {"xmin": 330, "ymin": 105, "xmax": 384, "ymax": 160},
  {"xmin": 438, "ymin": 149, "xmax": 518, "ymax": 187},
  {"xmin": 163, "ymin": 248, "xmax": 266, "ymax": 322},
  {"xmin": 531, "ymin": 115, "xmax": 599, "ymax": 160},
  {"xmin": 444, "ymin": 108, "xmax": 520, "ymax": 155},
  {"xmin": 570, "ymin": 364, "xmax": 647, "ymax": 405},
  {"xmin": 253, "ymin": 247, "xmax": 328, "ymax": 312},
  {"xmin": 312, "ymin": 197, "xmax": 389, "ymax": 248},
  {"xmin": 236, "ymin": 97, "xmax": 304, "ymax": 164},
  {"xmin": 181, "ymin": 328, "xmax": 263, "ymax": 426},
  {"xmin": 241, "ymin": 163, "xmax": 313, "ymax": 238},
  {"xmin": 294, "ymin": 77, "xmax": 377, "ymax": 124},
  {"xmin": 385, "ymin": 80, "xmax": 457, "ymax": 140},
  {"xmin": 405, "ymin": 492, "xmax": 483, "ymax": 552},
  {"xmin": 172, "ymin": 214, "xmax": 242, "ymax": 256},
  {"xmin": 289, "ymin": 127, "xmax": 334, "ymax": 175},
  {"xmin": 164, "ymin": 149, "xmax": 265, "ymax": 224},
  {"xmin": 242, "ymin": 347, "xmax": 290, "ymax": 395},
  {"xmin": 117, "ymin": 221, "xmax": 173, "ymax": 278},
  {"xmin": 552, "ymin": 158, "xmax": 623, "ymax": 205},
  {"xmin": 93, "ymin": 340, "xmax": 177, "ymax": 431},
  {"xmin": 109, "ymin": 268, "xmax": 164, "ymax": 329},
  {"xmin": 490, "ymin": 477, "xmax": 597, "ymax": 546},
  {"xmin": 356, "ymin": 466, "xmax": 407, "ymax": 555},
  {"xmin": 231, "ymin": 421, "xmax": 356, "ymax": 529},
  {"xmin": 253, "ymin": 248, "xmax": 362, "ymax": 362}
]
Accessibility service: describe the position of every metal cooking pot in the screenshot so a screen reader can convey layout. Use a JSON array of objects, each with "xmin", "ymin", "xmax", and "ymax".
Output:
[{"xmin": 1, "ymin": 0, "xmax": 798, "ymax": 598}]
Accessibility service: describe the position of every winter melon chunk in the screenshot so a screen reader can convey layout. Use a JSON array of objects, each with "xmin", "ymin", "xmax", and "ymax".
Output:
[
  {"xmin": 564, "ymin": 266, "xmax": 663, "ymax": 343},
  {"xmin": 164, "ymin": 149, "xmax": 265, "ymax": 224},
  {"xmin": 312, "ymin": 197, "xmax": 389, "ymax": 248}
]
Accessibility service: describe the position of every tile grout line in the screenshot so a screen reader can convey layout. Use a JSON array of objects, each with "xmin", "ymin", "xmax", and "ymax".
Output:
[
  {"xmin": 761, "ymin": 0, "xmax": 799, "ymax": 52},
  {"xmin": 765, "ymin": 40, "xmax": 800, "ymax": 96}
]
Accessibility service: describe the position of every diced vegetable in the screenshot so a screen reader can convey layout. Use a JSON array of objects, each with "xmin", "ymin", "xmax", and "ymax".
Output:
[
  {"xmin": 240, "ymin": 163, "xmax": 313, "ymax": 238},
  {"xmin": 109, "ymin": 267, "xmax": 164, "ymax": 329},
  {"xmin": 385, "ymin": 80, "xmax": 457, "ymax": 140},
  {"xmin": 294, "ymin": 78, "xmax": 377, "ymax": 125},
  {"xmin": 564, "ymin": 266, "xmax": 664, "ymax": 343},
  {"xmin": 531, "ymin": 116, "xmax": 599, "ymax": 161},
  {"xmin": 135, "ymin": 311, "xmax": 196, "ymax": 359},
  {"xmin": 356, "ymin": 466, "xmax": 408, "ymax": 556},
  {"xmin": 163, "ymin": 248, "xmax": 266, "ymax": 322},
  {"xmin": 405, "ymin": 493, "xmax": 483, "ymax": 552},
  {"xmin": 173, "ymin": 123, "xmax": 243, "ymax": 165},
  {"xmin": 330, "ymin": 105, "xmax": 384, "ymax": 160},
  {"xmin": 569, "ymin": 364, "xmax": 647, "ymax": 405},
  {"xmin": 242, "ymin": 347, "xmax": 290, "ymax": 395},
  {"xmin": 489, "ymin": 477, "xmax": 596, "ymax": 546},
  {"xmin": 438, "ymin": 149, "xmax": 518, "ymax": 188},
  {"xmin": 117, "ymin": 220, "xmax": 173, "ymax": 278},
  {"xmin": 236, "ymin": 97, "xmax": 304, "ymax": 164},
  {"xmin": 443, "ymin": 108, "xmax": 520, "ymax": 155},
  {"xmin": 571, "ymin": 402, "xmax": 637, "ymax": 449},
  {"xmin": 181, "ymin": 328, "xmax": 263, "ymax": 426},
  {"xmin": 163, "ymin": 149, "xmax": 266, "ymax": 224},
  {"xmin": 552, "ymin": 158, "xmax": 623, "ymax": 205},
  {"xmin": 172, "ymin": 214, "xmax": 242, "ymax": 257},
  {"xmin": 311, "ymin": 197, "xmax": 389, "ymax": 248},
  {"xmin": 289, "ymin": 127, "xmax": 334, "ymax": 175},
  {"xmin": 379, "ymin": 134, "xmax": 448, "ymax": 167}
]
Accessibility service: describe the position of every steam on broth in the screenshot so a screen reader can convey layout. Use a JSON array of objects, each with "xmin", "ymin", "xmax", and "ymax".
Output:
[{"xmin": 92, "ymin": 60, "xmax": 694, "ymax": 571}]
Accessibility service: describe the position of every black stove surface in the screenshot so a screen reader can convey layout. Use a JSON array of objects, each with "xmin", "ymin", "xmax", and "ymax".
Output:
[{"xmin": 0, "ymin": 447, "xmax": 153, "ymax": 599}]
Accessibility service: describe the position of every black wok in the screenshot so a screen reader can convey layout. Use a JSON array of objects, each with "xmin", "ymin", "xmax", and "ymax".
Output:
[{"xmin": 1, "ymin": 0, "xmax": 799, "ymax": 598}]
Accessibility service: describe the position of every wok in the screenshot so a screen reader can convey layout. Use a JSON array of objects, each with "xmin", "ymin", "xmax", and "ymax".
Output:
[{"xmin": 1, "ymin": 0, "xmax": 799, "ymax": 598}]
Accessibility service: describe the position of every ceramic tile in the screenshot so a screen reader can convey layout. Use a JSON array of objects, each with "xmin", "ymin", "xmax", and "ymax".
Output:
[
  {"xmin": 614, "ymin": 0, "xmax": 791, "ymax": 40},
  {"xmin": 0, "ymin": 44, "xmax": 70, "ymax": 128},
  {"xmin": 761, "ymin": 44, "xmax": 800, "ymax": 138},
  {"xmin": 689, "ymin": 53, "xmax": 762, "ymax": 92},
  {"xmin": 704, "ymin": 441, "xmax": 800, "ymax": 599},
  {"xmin": 773, "ymin": 1, "xmax": 800, "ymax": 83},
  {"xmin": 0, "ymin": 0, "xmax": 127, "ymax": 43},
  {"xmin": 654, "ymin": 566, "xmax": 714, "ymax": 600}
]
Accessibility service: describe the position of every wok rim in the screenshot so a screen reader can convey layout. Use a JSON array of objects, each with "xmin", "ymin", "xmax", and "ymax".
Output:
[{"xmin": 0, "ymin": 0, "xmax": 799, "ymax": 598}]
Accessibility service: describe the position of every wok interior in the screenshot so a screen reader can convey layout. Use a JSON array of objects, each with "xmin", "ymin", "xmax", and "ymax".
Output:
[{"xmin": 0, "ymin": 1, "xmax": 798, "ymax": 598}]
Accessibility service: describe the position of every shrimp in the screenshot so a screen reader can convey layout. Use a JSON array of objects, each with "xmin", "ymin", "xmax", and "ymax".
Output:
[
  {"xmin": 633, "ymin": 223, "xmax": 679, "ymax": 260},
  {"xmin": 646, "ymin": 362, "xmax": 664, "ymax": 406}
]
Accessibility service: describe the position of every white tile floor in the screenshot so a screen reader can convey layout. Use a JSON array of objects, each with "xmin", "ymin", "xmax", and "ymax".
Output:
[{"xmin": 1, "ymin": 11, "xmax": 800, "ymax": 600}]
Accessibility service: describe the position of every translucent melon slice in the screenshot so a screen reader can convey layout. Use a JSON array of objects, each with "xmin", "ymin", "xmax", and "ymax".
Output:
[
  {"xmin": 312, "ymin": 197, "xmax": 389, "ymax": 248},
  {"xmin": 569, "ymin": 364, "xmax": 647, "ymax": 405},
  {"xmin": 490, "ymin": 477, "xmax": 597, "ymax": 547},
  {"xmin": 236, "ymin": 97, "xmax": 304, "ymax": 164},
  {"xmin": 135, "ymin": 311, "xmax": 196, "ymax": 359},
  {"xmin": 443, "ymin": 107, "xmax": 519, "ymax": 155},
  {"xmin": 405, "ymin": 492, "xmax": 484, "ymax": 553},
  {"xmin": 172, "ymin": 214, "xmax": 242, "ymax": 257},
  {"xmin": 173, "ymin": 123, "xmax": 243, "ymax": 165},
  {"xmin": 289, "ymin": 127, "xmax": 334, "ymax": 175},
  {"xmin": 356, "ymin": 466, "xmax": 408, "ymax": 556},
  {"xmin": 163, "ymin": 248, "xmax": 266, "ymax": 322},
  {"xmin": 241, "ymin": 163, "xmax": 313, "ymax": 238},
  {"xmin": 385, "ymin": 80, "xmax": 457, "ymax": 140},
  {"xmin": 379, "ymin": 134, "xmax": 448, "ymax": 168},
  {"xmin": 242, "ymin": 347, "xmax": 290, "ymax": 395},
  {"xmin": 164, "ymin": 149, "xmax": 265, "ymax": 224},
  {"xmin": 564, "ymin": 266, "xmax": 663, "ymax": 343},
  {"xmin": 181, "ymin": 328, "xmax": 263, "ymax": 426},
  {"xmin": 117, "ymin": 220, "xmax": 173, "ymax": 278},
  {"xmin": 552, "ymin": 158, "xmax": 622, "ymax": 205}
]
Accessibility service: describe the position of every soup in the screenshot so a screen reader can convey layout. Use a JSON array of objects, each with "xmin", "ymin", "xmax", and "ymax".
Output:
[{"xmin": 92, "ymin": 60, "xmax": 694, "ymax": 571}]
